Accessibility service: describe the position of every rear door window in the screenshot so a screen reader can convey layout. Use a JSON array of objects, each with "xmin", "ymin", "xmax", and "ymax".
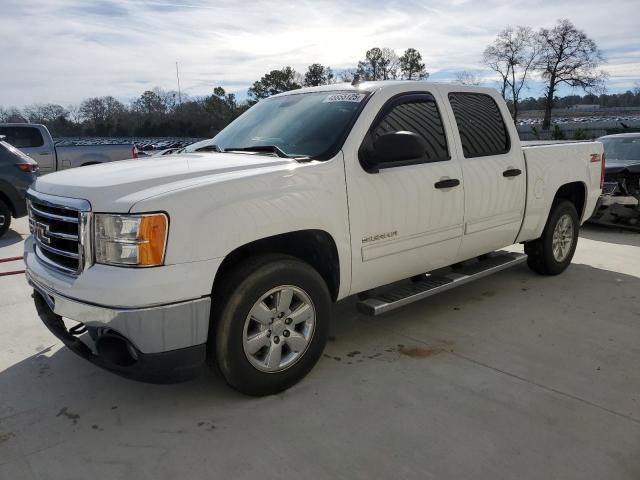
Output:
[
  {"xmin": 448, "ymin": 93, "xmax": 510, "ymax": 158},
  {"xmin": 0, "ymin": 126, "xmax": 45, "ymax": 148}
]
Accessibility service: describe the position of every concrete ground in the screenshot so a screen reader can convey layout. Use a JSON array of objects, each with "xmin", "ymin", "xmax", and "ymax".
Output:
[{"xmin": 1, "ymin": 216, "xmax": 639, "ymax": 480}]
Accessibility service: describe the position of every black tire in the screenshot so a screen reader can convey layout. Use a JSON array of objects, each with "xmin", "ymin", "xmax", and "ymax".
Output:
[
  {"xmin": 0, "ymin": 199, "xmax": 11, "ymax": 238},
  {"xmin": 525, "ymin": 200, "xmax": 579, "ymax": 275},
  {"xmin": 210, "ymin": 254, "xmax": 331, "ymax": 396}
]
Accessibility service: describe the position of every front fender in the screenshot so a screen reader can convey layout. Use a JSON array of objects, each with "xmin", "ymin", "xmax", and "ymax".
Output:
[{"xmin": 130, "ymin": 155, "xmax": 352, "ymax": 299}]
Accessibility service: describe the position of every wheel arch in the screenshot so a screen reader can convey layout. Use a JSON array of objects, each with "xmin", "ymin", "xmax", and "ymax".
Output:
[
  {"xmin": 212, "ymin": 229, "xmax": 341, "ymax": 302},
  {"xmin": 553, "ymin": 181, "xmax": 587, "ymax": 221},
  {"xmin": 0, "ymin": 189, "xmax": 16, "ymax": 216}
]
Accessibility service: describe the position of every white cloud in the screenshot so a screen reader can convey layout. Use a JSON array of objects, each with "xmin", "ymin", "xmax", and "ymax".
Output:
[{"xmin": 1, "ymin": 0, "xmax": 639, "ymax": 107}]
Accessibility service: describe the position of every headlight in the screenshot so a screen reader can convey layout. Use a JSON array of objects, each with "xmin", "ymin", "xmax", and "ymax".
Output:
[{"xmin": 95, "ymin": 213, "xmax": 168, "ymax": 267}]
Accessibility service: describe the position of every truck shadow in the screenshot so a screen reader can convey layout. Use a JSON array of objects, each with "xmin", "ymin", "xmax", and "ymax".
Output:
[
  {"xmin": 1, "ymin": 262, "xmax": 638, "ymax": 449},
  {"xmin": 581, "ymin": 223, "xmax": 640, "ymax": 247},
  {"xmin": 0, "ymin": 228, "xmax": 24, "ymax": 248}
]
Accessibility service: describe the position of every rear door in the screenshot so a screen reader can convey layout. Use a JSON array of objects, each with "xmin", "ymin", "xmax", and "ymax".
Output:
[
  {"xmin": 0, "ymin": 126, "xmax": 56, "ymax": 173},
  {"xmin": 343, "ymin": 90, "xmax": 465, "ymax": 294},
  {"xmin": 443, "ymin": 90, "xmax": 526, "ymax": 260}
]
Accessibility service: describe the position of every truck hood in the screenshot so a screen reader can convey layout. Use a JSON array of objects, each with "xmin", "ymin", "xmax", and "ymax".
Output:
[{"xmin": 33, "ymin": 152, "xmax": 296, "ymax": 211}]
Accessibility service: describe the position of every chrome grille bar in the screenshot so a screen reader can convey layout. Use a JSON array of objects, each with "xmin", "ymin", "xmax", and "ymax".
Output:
[
  {"xmin": 26, "ymin": 190, "xmax": 92, "ymax": 276},
  {"xmin": 29, "ymin": 204, "xmax": 80, "ymax": 223},
  {"xmin": 37, "ymin": 241, "xmax": 80, "ymax": 259}
]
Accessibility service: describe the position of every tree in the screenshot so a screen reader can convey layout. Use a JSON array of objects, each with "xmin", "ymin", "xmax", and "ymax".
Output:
[
  {"xmin": 132, "ymin": 90, "xmax": 166, "ymax": 116},
  {"xmin": 79, "ymin": 97, "xmax": 108, "ymax": 128},
  {"xmin": 536, "ymin": 19, "xmax": 608, "ymax": 130},
  {"xmin": 79, "ymin": 96, "xmax": 126, "ymax": 134},
  {"xmin": 0, "ymin": 107, "xmax": 26, "ymax": 123},
  {"xmin": 23, "ymin": 104, "xmax": 69, "ymax": 124},
  {"xmin": 247, "ymin": 67, "xmax": 302, "ymax": 102},
  {"xmin": 356, "ymin": 47, "xmax": 399, "ymax": 81},
  {"xmin": 483, "ymin": 26, "xmax": 540, "ymax": 121},
  {"xmin": 399, "ymin": 48, "xmax": 429, "ymax": 80},
  {"xmin": 338, "ymin": 68, "xmax": 357, "ymax": 83},
  {"xmin": 453, "ymin": 71, "xmax": 480, "ymax": 86},
  {"xmin": 303, "ymin": 63, "xmax": 335, "ymax": 87},
  {"xmin": 67, "ymin": 104, "xmax": 82, "ymax": 124},
  {"xmin": 203, "ymin": 86, "xmax": 242, "ymax": 129}
]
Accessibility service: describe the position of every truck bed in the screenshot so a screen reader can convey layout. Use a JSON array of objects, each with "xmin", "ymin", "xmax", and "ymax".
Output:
[{"xmin": 516, "ymin": 141, "xmax": 603, "ymax": 243}]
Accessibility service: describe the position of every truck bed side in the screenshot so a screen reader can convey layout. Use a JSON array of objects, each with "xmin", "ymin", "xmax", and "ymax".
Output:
[
  {"xmin": 56, "ymin": 144, "xmax": 137, "ymax": 169},
  {"xmin": 516, "ymin": 141, "xmax": 603, "ymax": 243}
]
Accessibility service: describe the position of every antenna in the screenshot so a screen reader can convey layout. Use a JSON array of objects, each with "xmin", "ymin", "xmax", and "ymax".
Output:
[{"xmin": 176, "ymin": 61, "xmax": 182, "ymax": 104}]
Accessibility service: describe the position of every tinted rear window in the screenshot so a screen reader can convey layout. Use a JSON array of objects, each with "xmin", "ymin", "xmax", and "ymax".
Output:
[
  {"xmin": 448, "ymin": 93, "xmax": 510, "ymax": 158},
  {"xmin": 0, "ymin": 126, "xmax": 45, "ymax": 148}
]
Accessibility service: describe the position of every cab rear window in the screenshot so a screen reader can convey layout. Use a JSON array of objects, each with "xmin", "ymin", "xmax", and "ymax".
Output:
[
  {"xmin": 448, "ymin": 93, "xmax": 510, "ymax": 158},
  {"xmin": 0, "ymin": 126, "xmax": 45, "ymax": 148}
]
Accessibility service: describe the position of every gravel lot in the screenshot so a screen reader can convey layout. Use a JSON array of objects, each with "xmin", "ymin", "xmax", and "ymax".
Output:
[{"xmin": 1, "ymin": 217, "xmax": 639, "ymax": 479}]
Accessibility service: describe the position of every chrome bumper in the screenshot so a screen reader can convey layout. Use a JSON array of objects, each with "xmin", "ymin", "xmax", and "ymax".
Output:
[{"xmin": 27, "ymin": 272, "xmax": 211, "ymax": 354}]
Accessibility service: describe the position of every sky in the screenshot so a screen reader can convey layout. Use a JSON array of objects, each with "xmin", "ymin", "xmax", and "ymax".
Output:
[{"xmin": 1, "ymin": 0, "xmax": 639, "ymax": 108}]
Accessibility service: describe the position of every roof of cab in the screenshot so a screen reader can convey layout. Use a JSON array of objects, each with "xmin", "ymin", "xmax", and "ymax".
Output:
[{"xmin": 270, "ymin": 80, "xmax": 495, "ymax": 97}]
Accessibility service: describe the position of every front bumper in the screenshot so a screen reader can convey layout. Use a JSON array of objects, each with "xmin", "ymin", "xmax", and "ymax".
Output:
[{"xmin": 28, "ymin": 273, "xmax": 211, "ymax": 383}]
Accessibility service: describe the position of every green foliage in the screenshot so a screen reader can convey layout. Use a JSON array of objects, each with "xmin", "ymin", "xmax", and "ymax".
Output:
[
  {"xmin": 356, "ymin": 47, "xmax": 399, "ymax": 81},
  {"xmin": 531, "ymin": 126, "xmax": 541, "ymax": 140},
  {"xmin": 551, "ymin": 125, "xmax": 566, "ymax": 140},
  {"xmin": 304, "ymin": 64, "xmax": 335, "ymax": 87},
  {"xmin": 399, "ymin": 48, "xmax": 428, "ymax": 80},
  {"xmin": 248, "ymin": 67, "xmax": 302, "ymax": 102},
  {"xmin": 572, "ymin": 128, "xmax": 590, "ymax": 140}
]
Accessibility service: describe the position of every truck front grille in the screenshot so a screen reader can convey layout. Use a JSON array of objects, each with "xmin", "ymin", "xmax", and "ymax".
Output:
[{"xmin": 27, "ymin": 191, "xmax": 92, "ymax": 275}]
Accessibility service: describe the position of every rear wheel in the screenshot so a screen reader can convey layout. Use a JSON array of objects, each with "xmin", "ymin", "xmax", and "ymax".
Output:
[
  {"xmin": 525, "ymin": 200, "xmax": 579, "ymax": 275},
  {"xmin": 0, "ymin": 199, "xmax": 11, "ymax": 238},
  {"xmin": 210, "ymin": 254, "xmax": 330, "ymax": 396}
]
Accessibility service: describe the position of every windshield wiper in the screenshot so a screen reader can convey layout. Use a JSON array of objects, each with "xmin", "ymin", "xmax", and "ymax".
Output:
[
  {"xmin": 223, "ymin": 145, "xmax": 299, "ymax": 159},
  {"xmin": 194, "ymin": 144, "xmax": 223, "ymax": 153}
]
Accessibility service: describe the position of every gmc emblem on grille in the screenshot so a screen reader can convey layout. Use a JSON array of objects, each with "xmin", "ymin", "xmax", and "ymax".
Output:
[{"xmin": 34, "ymin": 221, "xmax": 52, "ymax": 245}]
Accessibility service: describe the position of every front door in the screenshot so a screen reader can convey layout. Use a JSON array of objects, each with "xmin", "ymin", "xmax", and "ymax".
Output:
[{"xmin": 344, "ymin": 91, "xmax": 465, "ymax": 294}]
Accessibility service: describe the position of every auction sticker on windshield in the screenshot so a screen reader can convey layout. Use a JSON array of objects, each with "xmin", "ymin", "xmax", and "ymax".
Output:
[{"xmin": 323, "ymin": 93, "xmax": 367, "ymax": 103}]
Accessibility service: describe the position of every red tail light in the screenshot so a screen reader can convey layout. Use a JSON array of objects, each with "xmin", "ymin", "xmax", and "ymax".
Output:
[
  {"xmin": 132, "ymin": 146, "xmax": 139, "ymax": 159},
  {"xmin": 600, "ymin": 152, "xmax": 605, "ymax": 190},
  {"xmin": 16, "ymin": 163, "xmax": 39, "ymax": 174}
]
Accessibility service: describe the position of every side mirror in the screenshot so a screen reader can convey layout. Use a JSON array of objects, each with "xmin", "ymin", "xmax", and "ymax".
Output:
[{"xmin": 361, "ymin": 131, "xmax": 425, "ymax": 173}]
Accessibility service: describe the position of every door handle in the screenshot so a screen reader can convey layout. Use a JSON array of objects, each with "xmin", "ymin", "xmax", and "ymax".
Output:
[
  {"xmin": 38, "ymin": 152, "xmax": 52, "ymax": 156},
  {"xmin": 434, "ymin": 178, "xmax": 460, "ymax": 189},
  {"xmin": 503, "ymin": 168, "xmax": 522, "ymax": 177}
]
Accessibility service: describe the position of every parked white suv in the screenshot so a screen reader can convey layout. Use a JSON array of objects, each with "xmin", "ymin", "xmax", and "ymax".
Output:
[{"xmin": 25, "ymin": 81, "xmax": 603, "ymax": 395}]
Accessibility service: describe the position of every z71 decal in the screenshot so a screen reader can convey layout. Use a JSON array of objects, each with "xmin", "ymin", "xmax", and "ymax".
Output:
[{"xmin": 590, "ymin": 153, "xmax": 601, "ymax": 163}]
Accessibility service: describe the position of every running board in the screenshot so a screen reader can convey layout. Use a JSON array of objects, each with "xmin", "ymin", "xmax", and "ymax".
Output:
[{"xmin": 356, "ymin": 251, "xmax": 527, "ymax": 316}]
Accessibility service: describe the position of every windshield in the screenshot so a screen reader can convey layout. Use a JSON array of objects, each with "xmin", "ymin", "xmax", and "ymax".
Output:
[
  {"xmin": 601, "ymin": 137, "xmax": 640, "ymax": 161},
  {"xmin": 209, "ymin": 90, "xmax": 369, "ymax": 159}
]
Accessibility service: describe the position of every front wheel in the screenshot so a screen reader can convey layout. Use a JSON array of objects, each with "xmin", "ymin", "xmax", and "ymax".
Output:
[
  {"xmin": 525, "ymin": 200, "xmax": 579, "ymax": 275},
  {"xmin": 0, "ymin": 199, "xmax": 11, "ymax": 238},
  {"xmin": 211, "ymin": 254, "xmax": 330, "ymax": 396}
]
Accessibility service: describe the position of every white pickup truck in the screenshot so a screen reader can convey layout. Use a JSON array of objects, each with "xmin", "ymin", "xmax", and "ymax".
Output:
[
  {"xmin": 25, "ymin": 81, "xmax": 604, "ymax": 395},
  {"xmin": 0, "ymin": 123, "xmax": 139, "ymax": 173}
]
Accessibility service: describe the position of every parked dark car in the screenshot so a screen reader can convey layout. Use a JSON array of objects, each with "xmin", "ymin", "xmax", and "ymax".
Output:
[
  {"xmin": 589, "ymin": 133, "xmax": 640, "ymax": 229},
  {"xmin": 0, "ymin": 136, "xmax": 39, "ymax": 238}
]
